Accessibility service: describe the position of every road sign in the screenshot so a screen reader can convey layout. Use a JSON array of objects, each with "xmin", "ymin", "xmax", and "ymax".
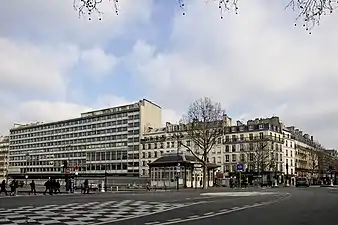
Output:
[
  {"xmin": 65, "ymin": 169, "xmax": 70, "ymax": 174},
  {"xmin": 236, "ymin": 164, "xmax": 244, "ymax": 171}
]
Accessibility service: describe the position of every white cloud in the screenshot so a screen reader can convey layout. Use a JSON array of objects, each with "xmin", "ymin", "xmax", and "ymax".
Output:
[
  {"xmin": 0, "ymin": 0, "xmax": 153, "ymax": 44},
  {"xmin": 80, "ymin": 48, "xmax": 118, "ymax": 76},
  {"xmin": 126, "ymin": 0, "xmax": 338, "ymax": 148},
  {"xmin": 0, "ymin": 38, "xmax": 78, "ymax": 96}
]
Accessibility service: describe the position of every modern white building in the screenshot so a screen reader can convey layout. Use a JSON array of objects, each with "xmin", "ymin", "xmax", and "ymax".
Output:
[
  {"xmin": 0, "ymin": 135, "xmax": 9, "ymax": 181},
  {"xmin": 8, "ymin": 99, "xmax": 162, "ymax": 179}
]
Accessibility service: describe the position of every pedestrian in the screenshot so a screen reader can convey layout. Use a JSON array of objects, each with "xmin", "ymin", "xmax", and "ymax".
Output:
[
  {"xmin": 55, "ymin": 180, "xmax": 61, "ymax": 194},
  {"xmin": 29, "ymin": 180, "xmax": 36, "ymax": 195},
  {"xmin": 10, "ymin": 179, "xmax": 18, "ymax": 196},
  {"xmin": 44, "ymin": 179, "xmax": 52, "ymax": 195},
  {"xmin": 83, "ymin": 179, "xmax": 89, "ymax": 194},
  {"xmin": 0, "ymin": 180, "xmax": 7, "ymax": 196}
]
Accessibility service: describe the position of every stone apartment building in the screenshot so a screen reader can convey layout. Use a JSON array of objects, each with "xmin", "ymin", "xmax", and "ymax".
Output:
[
  {"xmin": 286, "ymin": 126, "xmax": 322, "ymax": 181},
  {"xmin": 140, "ymin": 114, "xmax": 327, "ymax": 186},
  {"xmin": 140, "ymin": 116, "xmax": 285, "ymax": 180}
]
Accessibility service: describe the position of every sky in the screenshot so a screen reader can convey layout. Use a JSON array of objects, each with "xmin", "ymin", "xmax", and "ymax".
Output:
[{"xmin": 0, "ymin": 0, "xmax": 337, "ymax": 148}]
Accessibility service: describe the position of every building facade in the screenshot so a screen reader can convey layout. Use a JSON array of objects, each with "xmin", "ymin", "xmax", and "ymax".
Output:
[
  {"xmin": 282, "ymin": 127, "xmax": 296, "ymax": 185},
  {"xmin": 221, "ymin": 117, "xmax": 284, "ymax": 177},
  {"xmin": 0, "ymin": 136, "xmax": 9, "ymax": 180},
  {"xmin": 140, "ymin": 115, "xmax": 329, "ymax": 187},
  {"xmin": 140, "ymin": 116, "xmax": 285, "ymax": 184},
  {"xmin": 285, "ymin": 126, "xmax": 323, "ymax": 183},
  {"xmin": 8, "ymin": 99, "xmax": 162, "ymax": 179}
]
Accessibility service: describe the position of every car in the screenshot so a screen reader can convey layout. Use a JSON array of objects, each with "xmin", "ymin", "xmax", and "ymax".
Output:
[{"xmin": 296, "ymin": 177, "xmax": 310, "ymax": 187}]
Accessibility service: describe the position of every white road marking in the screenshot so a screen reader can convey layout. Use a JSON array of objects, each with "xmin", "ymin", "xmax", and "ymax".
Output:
[
  {"xmin": 188, "ymin": 215, "xmax": 200, "ymax": 218},
  {"xmin": 91, "ymin": 201, "xmax": 208, "ymax": 225},
  {"xmin": 145, "ymin": 222, "xmax": 161, "ymax": 225},
  {"xmin": 167, "ymin": 218, "xmax": 182, "ymax": 222},
  {"xmin": 157, "ymin": 195, "xmax": 291, "ymax": 225},
  {"xmin": 204, "ymin": 212, "xmax": 214, "ymax": 216},
  {"xmin": 200, "ymin": 192, "xmax": 278, "ymax": 197}
]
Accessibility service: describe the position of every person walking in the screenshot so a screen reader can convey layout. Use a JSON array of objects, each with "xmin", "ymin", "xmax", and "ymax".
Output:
[
  {"xmin": 10, "ymin": 179, "xmax": 18, "ymax": 196},
  {"xmin": 29, "ymin": 180, "xmax": 36, "ymax": 195},
  {"xmin": 0, "ymin": 180, "xmax": 7, "ymax": 196}
]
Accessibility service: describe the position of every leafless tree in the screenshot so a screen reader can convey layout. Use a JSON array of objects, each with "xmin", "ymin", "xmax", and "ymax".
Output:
[
  {"xmin": 72, "ymin": 0, "xmax": 336, "ymax": 33},
  {"xmin": 286, "ymin": 0, "xmax": 338, "ymax": 34},
  {"xmin": 308, "ymin": 148, "xmax": 320, "ymax": 183},
  {"xmin": 73, "ymin": 0, "xmax": 119, "ymax": 20},
  {"xmin": 178, "ymin": 97, "xmax": 225, "ymax": 189},
  {"xmin": 72, "ymin": 0, "xmax": 239, "ymax": 20},
  {"xmin": 246, "ymin": 140, "xmax": 274, "ymax": 175}
]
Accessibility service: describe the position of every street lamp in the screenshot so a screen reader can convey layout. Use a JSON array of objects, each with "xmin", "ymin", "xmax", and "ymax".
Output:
[
  {"xmin": 25, "ymin": 153, "xmax": 30, "ymax": 186},
  {"xmin": 176, "ymin": 163, "xmax": 180, "ymax": 190},
  {"xmin": 286, "ymin": 163, "xmax": 290, "ymax": 187}
]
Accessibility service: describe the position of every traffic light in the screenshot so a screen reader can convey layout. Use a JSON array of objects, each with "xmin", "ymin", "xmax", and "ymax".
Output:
[{"xmin": 63, "ymin": 160, "xmax": 68, "ymax": 169}]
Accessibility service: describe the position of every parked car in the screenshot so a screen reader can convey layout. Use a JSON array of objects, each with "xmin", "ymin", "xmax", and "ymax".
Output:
[{"xmin": 296, "ymin": 177, "xmax": 310, "ymax": 187}]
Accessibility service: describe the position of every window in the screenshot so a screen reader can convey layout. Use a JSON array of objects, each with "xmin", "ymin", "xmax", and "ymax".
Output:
[
  {"xmin": 249, "ymin": 133, "xmax": 253, "ymax": 140},
  {"xmin": 232, "ymin": 154, "xmax": 236, "ymax": 162},
  {"xmin": 259, "ymin": 132, "xmax": 264, "ymax": 139},
  {"xmin": 225, "ymin": 145, "xmax": 229, "ymax": 152},
  {"xmin": 225, "ymin": 155, "xmax": 229, "ymax": 162}
]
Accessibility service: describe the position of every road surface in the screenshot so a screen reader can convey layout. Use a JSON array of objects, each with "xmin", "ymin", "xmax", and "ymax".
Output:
[{"xmin": 0, "ymin": 187, "xmax": 337, "ymax": 225}]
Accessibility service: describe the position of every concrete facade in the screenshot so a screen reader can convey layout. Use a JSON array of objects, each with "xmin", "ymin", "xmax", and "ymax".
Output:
[
  {"xmin": 8, "ymin": 99, "xmax": 162, "ymax": 179},
  {"xmin": 0, "ymin": 135, "xmax": 9, "ymax": 180}
]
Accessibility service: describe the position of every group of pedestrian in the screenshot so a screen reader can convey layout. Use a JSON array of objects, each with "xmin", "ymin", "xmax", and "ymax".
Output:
[
  {"xmin": 0, "ymin": 179, "xmax": 20, "ymax": 196},
  {"xmin": 1, "ymin": 178, "xmax": 96, "ymax": 196},
  {"xmin": 44, "ymin": 178, "xmax": 61, "ymax": 195}
]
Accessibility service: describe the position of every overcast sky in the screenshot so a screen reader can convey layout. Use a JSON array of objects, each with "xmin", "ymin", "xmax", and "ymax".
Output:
[{"xmin": 0, "ymin": 0, "xmax": 337, "ymax": 148}]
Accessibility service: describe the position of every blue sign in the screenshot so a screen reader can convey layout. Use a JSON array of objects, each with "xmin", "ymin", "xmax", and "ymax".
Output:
[{"xmin": 236, "ymin": 164, "xmax": 244, "ymax": 171}]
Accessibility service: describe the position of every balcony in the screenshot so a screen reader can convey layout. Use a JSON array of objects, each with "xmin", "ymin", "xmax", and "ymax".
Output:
[{"xmin": 224, "ymin": 135, "xmax": 284, "ymax": 144}]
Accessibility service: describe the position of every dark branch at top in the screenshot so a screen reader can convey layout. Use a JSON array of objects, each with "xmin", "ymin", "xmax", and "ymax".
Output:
[
  {"xmin": 73, "ymin": 0, "xmax": 119, "ymax": 20},
  {"xmin": 286, "ymin": 0, "xmax": 338, "ymax": 34}
]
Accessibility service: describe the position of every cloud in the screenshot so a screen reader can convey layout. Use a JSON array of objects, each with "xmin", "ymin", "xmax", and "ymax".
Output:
[
  {"xmin": 0, "ymin": 38, "xmax": 78, "ymax": 96},
  {"xmin": 0, "ymin": 0, "xmax": 154, "ymax": 44},
  {"xmin": 126, "ymin": 0, "xmax": 338, "ymax": 148},
  {"xmin": 80, "ymin": 48, "xmax": 118, "ymax": 76}
]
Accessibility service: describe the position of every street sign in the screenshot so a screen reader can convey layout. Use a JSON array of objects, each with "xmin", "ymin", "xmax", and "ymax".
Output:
[{"xmin": 236, "ymin": 163, "xmax": 244, "ymax": 171}]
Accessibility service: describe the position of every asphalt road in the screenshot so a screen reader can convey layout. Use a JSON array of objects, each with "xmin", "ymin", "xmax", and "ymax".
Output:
[{"xmin": 0, "ymin": 187, "xmax": 337, "ymax": 225}]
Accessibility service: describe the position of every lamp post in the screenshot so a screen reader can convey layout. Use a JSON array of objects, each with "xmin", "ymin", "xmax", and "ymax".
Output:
[
  {"xmin": 176, "ymin": 163, "xmax": 180, "ymax": 191},
  {"xmin": 286, "ymin": 163, "xmax": 290, "ymax": 187},
  {"xmin": 25, "ymin": 153, "xmax": 30, "ymax": 186},
  {"xmin": 329, "ymin": 165, "xmax": 334, "ymax": 186}
]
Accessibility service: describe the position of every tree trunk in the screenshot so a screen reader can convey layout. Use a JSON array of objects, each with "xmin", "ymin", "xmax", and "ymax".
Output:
[{"xmin": 203, "ymin": 164, "xmax": 208, "ymax": 190}]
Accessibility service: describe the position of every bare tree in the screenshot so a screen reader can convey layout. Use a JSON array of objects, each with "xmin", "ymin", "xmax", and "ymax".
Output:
[
  {"xmin": 286, "ymin": 0, "xmax": 338, "ymax": 34},
  {"xmin": 72, "ymin": 0, "xmax": 336, "ymax": 32},
  {"xmin": 242, "ymin": 137, "xmax": 276, "ymax": 185},
  {"xmin": 178, "ymin": 97, "xmax": 225, "ymax": 189},
  {"xmin": 308, "ymin": 148, "xmax": 320, "ymax": 183},
  {"xmin": 73, "ymin": 0, "xmax": 119, "ymax": 20}
]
